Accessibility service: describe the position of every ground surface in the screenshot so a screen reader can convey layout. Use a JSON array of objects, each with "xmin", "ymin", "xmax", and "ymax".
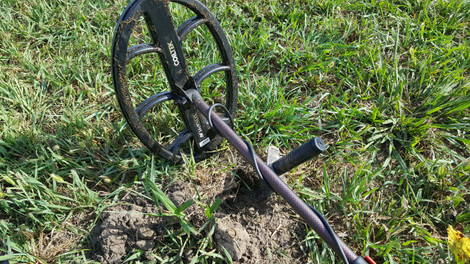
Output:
[
  {"xmin": 0, "ymin": 0, "xmax": 469, "ymax": 263},
  {"xmin": 91, "ymin": 152, "xmax": 309, "ymax": 263}
]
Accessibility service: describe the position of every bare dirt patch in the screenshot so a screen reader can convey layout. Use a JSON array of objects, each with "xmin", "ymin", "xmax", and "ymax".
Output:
[{"xmin": 91, "ymin": 151, "xmax": 312, "ymax": 263}]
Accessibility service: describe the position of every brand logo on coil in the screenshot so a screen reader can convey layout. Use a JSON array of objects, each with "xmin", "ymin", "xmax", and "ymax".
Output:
[
  {"xmin": 167, "ymin": 41, "xmax": 180, "ymax": 66},
  {"xmin": 191, "ymin": 112, "xmax": 210, "ymax": 147},
  {"xmin": 192, "ymin": 112, "xmax": 205, "ymax": 139}
]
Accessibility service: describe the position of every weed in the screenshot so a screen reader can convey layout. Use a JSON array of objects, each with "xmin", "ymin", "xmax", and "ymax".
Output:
[{"xmin": 0, "ymin": 0, "xmax": 469, "ymax": 263}]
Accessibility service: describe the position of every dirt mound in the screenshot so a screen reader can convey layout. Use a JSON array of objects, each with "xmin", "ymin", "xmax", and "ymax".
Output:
[
  {"xmin": 91, "ymin": 154, "xmax": 309, "ymax": 263},
  {"xmin": 90, "ymin": 194, "xmax": 169, "ymax": 263}
]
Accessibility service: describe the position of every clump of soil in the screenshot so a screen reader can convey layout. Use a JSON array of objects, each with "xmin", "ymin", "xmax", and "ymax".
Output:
[
  {"xmin": 90, "ymin": 194, "xmax": 169, "ymax": 263},
  {"xmin": 214, "ymin": 216, "xmax": 251, "ymax": 261},
  {"xmin": 91, "ymin": 151, "xmax": 311, "ymax": 263}
]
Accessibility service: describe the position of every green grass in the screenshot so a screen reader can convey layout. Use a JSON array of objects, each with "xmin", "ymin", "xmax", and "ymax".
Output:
[{"xmin": 1, "ymin": 0, "xmax": 469, "ymax": 263}]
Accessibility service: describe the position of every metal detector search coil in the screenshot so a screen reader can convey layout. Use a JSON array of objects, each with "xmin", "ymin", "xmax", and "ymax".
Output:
[{"xmin": 111, "ymin": 0, "xmax": 375, "ymax": 263}]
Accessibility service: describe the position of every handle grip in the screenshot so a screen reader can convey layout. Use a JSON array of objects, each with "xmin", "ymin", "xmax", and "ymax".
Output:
[{"xmin": 271, "ymin": 137, "xmax": 326, "ymax": 175}]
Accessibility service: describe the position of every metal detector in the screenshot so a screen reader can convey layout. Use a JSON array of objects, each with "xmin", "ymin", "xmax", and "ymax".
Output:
[{"xmin": 111, "ymin": 0, "xmax": 376, "ymax": 263}]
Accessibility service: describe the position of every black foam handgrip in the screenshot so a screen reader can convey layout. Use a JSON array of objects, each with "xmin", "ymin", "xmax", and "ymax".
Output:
[{"xmin": 271, "ymin": 137, "xmax": 326, "ymax": 175}]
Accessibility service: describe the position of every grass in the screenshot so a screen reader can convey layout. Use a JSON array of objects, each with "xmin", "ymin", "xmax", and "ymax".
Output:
[{"xmin": 0, "ymin": 0, "xmax": 469, "ymax": 263}]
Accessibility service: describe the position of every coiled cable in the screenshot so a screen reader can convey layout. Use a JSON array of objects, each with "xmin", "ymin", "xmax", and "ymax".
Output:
[{"xmin": 207, "ymin": 104, "xmax": 349, "ymax": 264}]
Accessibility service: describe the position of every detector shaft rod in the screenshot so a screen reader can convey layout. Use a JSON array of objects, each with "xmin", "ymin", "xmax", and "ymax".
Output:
[{"xmin": 191, "ymin": 93, "xmax": 364, "ymax": 263}]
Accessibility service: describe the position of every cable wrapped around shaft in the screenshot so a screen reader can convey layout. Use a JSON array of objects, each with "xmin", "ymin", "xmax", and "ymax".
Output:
[{"xmin": 190, "ymin": 92, "xmax": 363, "ymax": 263}]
